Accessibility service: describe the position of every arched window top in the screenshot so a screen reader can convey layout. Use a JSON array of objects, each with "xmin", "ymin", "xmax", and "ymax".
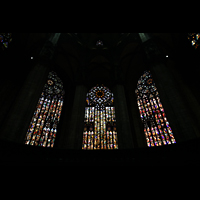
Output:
[
  {"xmin": 135, "ymin": 70, "xmax": 158, "ymax": 99},
  {"xmin": 87, "ymin": 84, "xmax": 114, "ymax": 109}
]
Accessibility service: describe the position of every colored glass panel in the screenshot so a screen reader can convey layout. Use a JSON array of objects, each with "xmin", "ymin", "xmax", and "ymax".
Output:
[
  {"xmin": 82, "ymin": 84, "xmax": 118, "ymax": 150},
  {"xmin": 136, "ymin": 70, "xmax": 176, "ymax": 147},
  {"xmin": 188, "ymin": 33, "xmax": 200, "ymax": 49},
  {"xmin": 24, "ymin": 71, "xmax": 64, "ymax": 148},
  {"xmin": 0, "ymin": 33, "xmax": 12, "ymax": 50}
]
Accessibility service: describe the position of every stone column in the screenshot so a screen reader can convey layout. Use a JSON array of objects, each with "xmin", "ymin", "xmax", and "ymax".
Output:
[
  {"xmin": 0, "ymin": 64, "xmax": 49, "ymax": 143},
  {"xmin": 128, "ymin": 91, "xmax": 147, "ymax": 148},
  {"xmin": 65, "ymin": 85, "xmax": 87, "ymax": 149},
  {"xmin": 151, "ymin": 63, "xmax": 198, "ymax": 142},
  {"xmin": 113, "ymin": 84, "xmax": 134, "ymax": 149},
  {"xmin": 139, "ymin": 35, "xmax": 198, "ymax": 143},
  {"xmin": 171, "ymin": 69, "xmax": 200, "ymax": 139}
]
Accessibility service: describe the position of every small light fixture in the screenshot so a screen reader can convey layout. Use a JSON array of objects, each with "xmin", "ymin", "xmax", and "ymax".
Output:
[
  {"xmin": 96, "ymin": 40, "xmax": 103, "ymax": 46},
  {"xmin": 166, "ymin": 55, "xmax": 168, "ymax": 58},
  {"xmin": 31, "ymin": 57, "xmax": 33, "ymax": 59}
]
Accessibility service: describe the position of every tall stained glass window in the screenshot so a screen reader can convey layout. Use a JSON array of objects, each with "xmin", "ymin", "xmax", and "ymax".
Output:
[
  {"xmin": 82, "ymin": 84, "xmax": 118, "ymax": 150},
  {"xmin": 24, "ymin": 71, "xmax": 65, "ymax": 148},
  {"xmin": 135, "ymin": 70, "xmax": 176, "ymax": 147}
]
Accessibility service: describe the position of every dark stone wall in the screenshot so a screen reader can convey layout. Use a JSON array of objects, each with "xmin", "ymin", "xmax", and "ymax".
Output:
[
  {"xmin": 60, "ymin": 85, "xmax": 87, "ymax": 149},
  {"xmin": 150, "ymin": 58, "xmax": 200, "ymax": 143},
  {"xmin": 113, "ymin": 85, "xmax": 134, "ymax": 149},
  {"xmin": 123, "ymin": 52, "xmax": 148, "ymax": 148},
  {"xmin": 0, "ymin": 64, "xmax": 49, "ymax": 143}
]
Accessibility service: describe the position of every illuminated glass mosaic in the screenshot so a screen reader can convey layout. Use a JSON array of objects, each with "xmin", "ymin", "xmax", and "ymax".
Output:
[
  {"xmin": 135, "ymin": 70, "xmax": 176, "ymax": 147},
  {"xmin": 187, "ymin": 33, "xmax": 200, "ymax": 49},
  {"xmin": 0, "ymin": 33, "xmax": 12, "ymax": 50},
  {"xmin": 82, "ymin": 84, "xmax": 118, "ymax": 150},
  {"xmin": 24, "ymin": 71, "xmax": 65, "ymax": 148}
]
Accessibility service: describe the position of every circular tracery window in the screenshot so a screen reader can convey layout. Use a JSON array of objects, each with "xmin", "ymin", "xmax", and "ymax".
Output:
[
  {"xmin": 96, "ymin": 90, "xmax": 104, "ymax": 98},
  {"xmin": 136, "ymin": 71, "xmax": 157, "ymax": 97},
  {"xmin": 147, "ymin": 78, "xmax": 153, "ymax": 85},
  {"xmin": 88, "ymin": 85, "xmax": 112, "ymax": 107},
  {"xmin": 44, "ymin": 72, "xmax": 64, "ymax": 96}
]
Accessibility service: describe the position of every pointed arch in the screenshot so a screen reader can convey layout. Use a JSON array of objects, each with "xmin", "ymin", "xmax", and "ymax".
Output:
[
  {"xmin": 24, "ymin": 71, "xmax": 65, "ymax": 148},
  {"xmin": 82, "ymin": 84, "xmax": 118, "ymax": 150},
  {"xmin": 135, "ymin": 70, "xmax": 176, "ymax": 147}
]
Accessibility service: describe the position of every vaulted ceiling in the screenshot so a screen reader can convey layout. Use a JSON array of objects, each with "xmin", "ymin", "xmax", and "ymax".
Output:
[{"xmin": 2, "ymin": 33, "xmax": 199, "ymax": 94}]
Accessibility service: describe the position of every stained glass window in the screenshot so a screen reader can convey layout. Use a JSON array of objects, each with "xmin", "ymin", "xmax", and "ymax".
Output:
[
  {"xmin": 82, "ymin": 84, "xmax": 118, "ymax": 150},
  {"xmin": 24, "ymin": 71, "xmax": 65, "ymax": 148},
  {"xmin": 0, "ymin": 33, "xmax": 12, "ymax": 50},
  {"xmin": 135, "ymin": 70, "xmax": 176, "ymax": 147},
  {"xmin": 187, "ymin": 33, "xmax": 200, "ymax": 49}
]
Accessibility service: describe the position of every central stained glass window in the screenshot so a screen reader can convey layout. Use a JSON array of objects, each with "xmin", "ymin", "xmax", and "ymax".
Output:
[{"xmin": 82, "ymin": 84, "xmax": 118, "ymax": 150}]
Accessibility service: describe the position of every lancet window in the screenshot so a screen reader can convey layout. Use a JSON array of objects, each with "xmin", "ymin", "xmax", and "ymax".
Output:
[
  {"xmin": 135, "ymin": 70, "xmax": 176, "ymax": 147},
  {"xmin": 82, "ymin": 84, "xmax": 118, "ymax": 150},
  {"xmin": 24, "ymin": 71, "xmax": 65, "ymax": 148}
]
